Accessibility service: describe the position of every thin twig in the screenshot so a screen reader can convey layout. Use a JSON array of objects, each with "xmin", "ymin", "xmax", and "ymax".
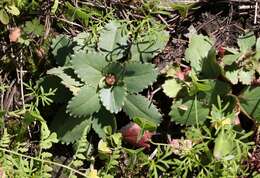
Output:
[
  {"xmin": 55, "ymin": 17, "xmax": 84, "ymax": 29},
  {"xmin": 20, "ymin": 66, "xmax": 25, "ymax": 110},
  {"xmin": 3, "ymin": 80, "xmax": 16, "ymax": 111},
  {"xmin": 254, "ymin": 2, "xmax": 258, "ymax": 24}
]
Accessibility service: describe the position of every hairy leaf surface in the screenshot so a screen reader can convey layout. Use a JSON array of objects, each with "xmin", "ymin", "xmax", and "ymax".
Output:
[
  {"xmin": 99, "ymin": 86, "xmax": 127, "ymax": 113},
  {"xmin": 51, "ymin": 35, "xmax": 75, "ymax": 65},
  {"xmin": 92, "ymin": 108, "xmax": 117, "ymax": 138},
  {"xmin": 240, "ymin": 87, "xmax": 260, "ymax": 122},
  {"xmin": 162, "ymin": 79, "xmax": 182, "ymax": 98},
  {"xmin": 185, "ymin": 34, "xmax": 213, "ymax": 72},
  {"xmin": 237, "ymin": 32, "xmax": 256, "ymax": 52},
  {"xmin": 98, "ymin": 21, "xmax": 128, "ymax": 60},
  {"xmin": 47, "ymin": 67, "xmax": 82, "ymax": 94},
  {"xmin": 131, "ymin": 30, "xmax": 169, "ymax": 62},
  {"xmin": 71, "ymin": 52, "xmax": 107, "ymax": 87},
  {"xmin": 123, "ymin": 94, "xmax": 161, "ymax": 125},
  {"xmin": 124, "ymin": 63, "xmax": 158, "ymax": 93},
  {"xmin": 67, "ymin": 85, "xmax": 101, "ymax": 117},
  {"xmin": 51, "ymin": 107, "xmax": 92, "ymax": 144}
]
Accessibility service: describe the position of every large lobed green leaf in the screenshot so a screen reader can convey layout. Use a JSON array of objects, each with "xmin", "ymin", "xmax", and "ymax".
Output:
[
  {"xmin": 98, "ymin": 21, "xmax": 128, "ymax": 60},
  {"xmin": 237, "ymin": 32, "xmax": 256, "ymax": 53},
  {"xmin": 162, "ymin": 79, "xmax": 182, "ymax": 98},
  {"xmin": 50, "ymin": 106, "xmax": 92, "ymax": 144},
  {"xmin": 67, "ymin": 85, "xmax": 101, "ymax": 117},
  {"xmin": 47, "ymin": 67, "xmax": 82, "ymax": 95},
  {"xmin": 204, "ymin": 80, "xmax": 231, "ymax": 105},
  {"xmin": 92, "ymin": 107, "xmax": 117, "ymax": 138},
  {"xmin": 124, "ymin": 63, "xmax": 158, "ymax": 93},
  {"xmin": 131, "ymin": 30, "xmax": 169, "ymax": 62},
  {"xmin": 185, "ymin": 34, "xmax": 213, "ymax": 72},
  {"xmin": 123, "ymin": 94, "xmax": 162, "ymax": 125},
  {"xmin": 239, "ymin": 87, "xmax": 260, "ymax": 122},
  {"xmin": 102, "ymin": 62, "xmax": 124, "ymax": 80},
  {"xmin": 71, "ymin": 52, "xmax": 107, "ymax": 87},
  {"xmin": 38, "ymin": 76, "xmax": 72, "ymax": 104},
  {"xmin": 51, "ymin": 35, "xmax": 75, "ymax": 66},
  {"xmin": 99, "ymin": 86, "xmax": 127, "ymax": 114},
  {"xmin": 201, "ymin": 48, "xmax": 221, "ymax": 79}
]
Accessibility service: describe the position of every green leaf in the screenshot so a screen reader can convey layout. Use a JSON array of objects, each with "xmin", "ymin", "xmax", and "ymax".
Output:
[
  {"xmin": 24, "ymin": 19, "xmax": 44, "ymax": 37},
  {"xmin": 92, "ymin": 107, "xmax": 117, "ymax": 138},
  {"xmin": 201, "ymin": 48, "xmax": 221, "ymax": 78},
  {"xmin": 24, "ymin": 110, "xmax": 45, "ymax": 125},
  {"xmin": 51, "ymin": 0, "xmax": 59, "ymax": 14},
  {"xmin": 133, "ymin": 117, "xmax": 157, "ymax": 131},
  {"xmin": 47, "ymin": 67, "xmax": 82, "ymax": 95},
  {"xmin": 0, "ymin": 9, "xmax": 9, "ymax": 24},
  {"xmin": 189, "ymin": 74, "xmax": 214, "ymax": 95},
  {"xmin": 237, "ymin": 32, "xmax": 256, "ymax": 52},
  {"xmin": 40, "ymin": 122, "xmax": 58, "ymax": 149},
  {"xmin": 39, "ymin": 76, "xmax": 72, "ymax": 104},
  {"xmin": 225, "ymin": 47, "xmax": 239, "ymax": 54},
  {"xmin": 41, "ymin": 152, "xmax": 53, "ymax": 159},
  {"xmin": 98, "ymin": 21, "xmax": 128, "ymax": 61},
  {"xmin": 256, "ymin": 37, "xmax": 260, "ymax": 51},
  {"xmin": 50, "ymin": 107, "xmax": 92, "ymax": 144},
  {"xmin": 40, "ymin": 132, "xmax": 58, "ymax": 149},
  {"xmin": 71, "ymin": 52, "xmax": 107, "ymax": 87},
  {"xmin": 205, "ymin": 80, "xmax": 231, "ymax": 105},
  {"xmin": 170, "ymin": 97, "xmax": 209, "ymax": 125},
  {"xmin": 73, "ymin": 32, "xmax": 90, "ymax": 44},
  {"xmin": 223, "ymin": 54, "xmax": 240, "ymax": 65},
  {"xmin": 162, "ymin": 79, "xmax": 182, "ymax": 98},
  {"xmin": 238, "ymin": 70, "xmax": 254, "ymax": 85},
  {"xmin": 110, "ymin": 133, "xmax": 122, "ymax": 147},
  {"xmin": 123, "ymin": 94, "xmax": 161, "ymax": 125},
  {"xmin": 76, "ymin": 153, "xmax": 86, "ymax": 160},
  {"xmin": 102, "ymin": 62, "xmax": 124, "ymax": 80},
  {"xmin": 170, "ymin": 3, "xmax": 195, "ymax": 17},
  {"xmin": 225, "ymin": 70, "xmax": 239, "ymax": 84},
  {"xmin": 67, "ymin": 85, "xmax": 101, "ymax": 117},
  {"xmin": 5, "ymin": 5, "xmax": 20, "ymax": 16},
  {"xmin": 72, "ymin": 160, "xmax": 84, "ymax": 167},
  {"xmin": 185, "ymin": 34, "xmax": 213, "ymax": 72},
  {"xmin": 131, "ymin": 30, "xmax": 169, "ymax": 62},
  {"xmin": 214, "ymin": 129, "xmax": 234, "ymax": 160},
  {"xmin": 124, "ymin": 63, "xmax": 158, "ymax": 93},
  {"xmin": 239, "ymin": 87, "xmax": 260, "ymax": 122},
  {"xmin": 98, "ymin": 139, "xmax": 112, "ymax": 155},
  {"xmin": 51, "ymin": 35, "xmax": 75, "ymax": 66},
  {"xmin": 99, "ymin": 86, "xmax": 127, "ymax": 113}
]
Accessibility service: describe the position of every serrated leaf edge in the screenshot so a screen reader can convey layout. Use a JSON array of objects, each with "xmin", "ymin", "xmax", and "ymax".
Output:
[
  {"xmin": 99, "ymin": 86, "xmax": 127, "ymax": 114},
  {"xmin": 123, "ymin": 94, "xmax": 162, "ymax": 126},
  {"xmin": 125, "ymin": 63, "xmax": 159, "ymax": 93},
  {"xmin": 66, "ymin": 86, "xmax": 100, "ymax": 118}
]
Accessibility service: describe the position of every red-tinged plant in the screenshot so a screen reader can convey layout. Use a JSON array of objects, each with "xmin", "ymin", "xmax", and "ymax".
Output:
[
  {"xmin": 218, "ymin": 46, "xmax": 225, "ymax": 57},
  {"xmin": 120, "ymin": 122, "xmax": 154, "ymax": 148}
]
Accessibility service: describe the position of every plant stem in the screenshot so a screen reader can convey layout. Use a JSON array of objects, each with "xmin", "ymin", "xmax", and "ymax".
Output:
[
  {"xmin": 195, "ymin": 95, "xmax": 199, "ymax": 128},
  {"xmin": 0, "ymin": 147, "xmax": 87, "ymax": 177}
]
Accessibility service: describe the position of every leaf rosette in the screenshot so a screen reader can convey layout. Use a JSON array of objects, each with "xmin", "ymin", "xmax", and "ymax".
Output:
[
  {"xmin": 68, "ymin": 51, "xmax": 159, "ymax": 116},
  {"xmin": 47, "ymin": 21, "xmax": 166, "ymax": 143}
]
